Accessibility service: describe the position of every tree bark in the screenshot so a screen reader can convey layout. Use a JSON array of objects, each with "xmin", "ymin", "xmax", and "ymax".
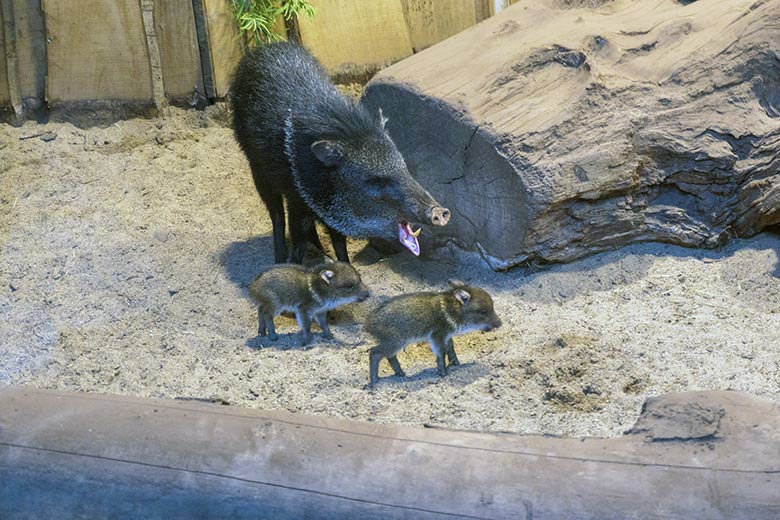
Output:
[{"xmin": 363, "ymin": 0, "xmax": 780, "ymax": 269}]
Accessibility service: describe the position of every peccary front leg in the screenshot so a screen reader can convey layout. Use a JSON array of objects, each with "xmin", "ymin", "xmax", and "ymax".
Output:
[
  {"xmin": 314, "ymin": 311, "xmax": 333, "ymax": 340},
  {"xmin": 430, "ymin": 336, "xmax": 448, "ymax": 377},
  {"xmin": 257, "ymin": 306, "xmax": 267, "ymax": 336},
  {"xmin": 295, "ymin": 308, "xmax": 313, "ymax": 346},
  {"xmin": 288, "ymin": 199, "xmax": 316, "ymax": 264},
  {"xmin": 328, "ymin": 227, "xmax": 349, "ymax": 263},
  {"xmin": 368, "ymin": 348, "xmax": 384, "ymax": 387},
  {"xmin": 445, "ymin": 338, "xmax": 460, "ymax": 366}
]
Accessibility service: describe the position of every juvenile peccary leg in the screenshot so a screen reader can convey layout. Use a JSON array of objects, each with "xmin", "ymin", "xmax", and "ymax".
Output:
[
  {"xmin": 314, "ymin": 312, "xmax": 333, "ymax": 340},
  {"xmin": 257, "ymin": 306, "xmax": 267, "ymax": 336},
  {"xmin": 328, "ymin": 228, "xmax": 349, "ymax": 263},
  {"xmin": 264, "ymin": 309, "xmax": 278, "ymax": 341},
  {"xmin": 430, "ymin": 335, "xmax": 448, "ymax": 377},
  {"xmin": 445, "ymin": 338, "xmax": 460, "ymax": 366},
  {"xmin": 369, "ymin": 348, "xmax": 385, "ymax": 387},
  {"xmin": 295, "ymin": 308, "xmax": 313, "ymax": 346},
  {"xmin": 387, "ymin": 356, "xmax": 406, "ymax": 377}
]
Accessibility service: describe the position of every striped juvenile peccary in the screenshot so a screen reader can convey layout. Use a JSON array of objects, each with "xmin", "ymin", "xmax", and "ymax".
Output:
[
  {"xmin": 365, "ymin": 281, "xmax": 502, "ymax": 387},
  {"xmin": 249, "ymin": 261, "xmax": 369, "ymax": 347},
  {"xmin": 230, "ymin": 42, "xmax": 451, "ymax": 264}
]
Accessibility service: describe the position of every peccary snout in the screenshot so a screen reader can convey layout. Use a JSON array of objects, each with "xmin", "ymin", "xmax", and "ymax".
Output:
[{"xmin": 430, "ymin": 206, "xmax": 451, "ymax": 226}]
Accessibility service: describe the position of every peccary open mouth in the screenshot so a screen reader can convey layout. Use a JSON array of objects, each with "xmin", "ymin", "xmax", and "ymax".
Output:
[{"xmin": 398, "ymin": 220, "xmax": 422, "ymax": 256}]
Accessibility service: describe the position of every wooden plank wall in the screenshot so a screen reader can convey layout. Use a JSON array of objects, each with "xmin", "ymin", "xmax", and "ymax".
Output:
[
  {"xmin": 43, "ymin": 0, "xmax": 153, "ymax": 102},
  {"xmin": 154, "ymin": 0, "xmax": 203, "ymax": 100},
  {"xmin": 298, "ymin": 0, "xmax": 413, "ymax": 75},
  {"xmin": 0, "ymin": 5, "xmax": 9, "ymax": 105},
  {"xmin": 1, "ymin": 0, "xmax": 502, "ymax": 109},
  {"xmin": 15, "ymin": 0, "xmax": 46, "ymax": 103},
  {"xmin": 401, "ymin": 0, "xmax": 478, "ymax": 53},
  {"xmin": 202, "ymin": 0, "xmax": 243, "ymax": 98}
]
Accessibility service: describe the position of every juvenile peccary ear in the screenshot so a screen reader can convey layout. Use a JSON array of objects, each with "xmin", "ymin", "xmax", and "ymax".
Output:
[
  {"xmin": 448, "ymin": 279, "xmax": 467, "ymax": 289},
  {"xmin": 320, "ymin": 269, "xmax": 335, "ymax": 284},
  {"xmin": 454, "ymin": 289, "xmax": 471, "ymax": 305},
  {"xmin": 311, "ymin": 140, "xmax": 345, "ymax": 167},
  {"xmin": 378, "ymin": 108, "xmax": 389, "ymax": 129}
]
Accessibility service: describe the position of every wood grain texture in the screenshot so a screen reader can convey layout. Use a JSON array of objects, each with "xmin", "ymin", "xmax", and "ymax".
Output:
[
  {"xmin": 298, "ymin": 0, "xmax": 413, "ymax": 75},
  {"xmin": 202, "ymin": 0, "xmax": 243, "ymax": 98},
  {"xmin": 0, "ymin": 5, "xmax": 9, "ymax": 105},
  {"xmin": 364, "ymin": 0, "xmax": 780, "ymax": 269},
  {"xmin": 2, "ymin": 387, "xmax": 779, "ymax": 518},
  {"xmin": 43, "ymin": 0, "xmax": 152, "ymax": 102},
  {"xmin": 153, "ymin": 0, "xmax": 203, "ymax": 101},
  {"xmin": 1, "ymin": 0, "xmax": 20, "ymax": 114},
  {"xmin": 13, "ymin": 0, "xmax": 46, "ymax": 103},
  {"xmin": 401, "ymin": 0, "xmax": 477, "ymax": 53}
]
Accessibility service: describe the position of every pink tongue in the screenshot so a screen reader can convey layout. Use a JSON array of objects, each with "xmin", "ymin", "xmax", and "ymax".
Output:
[{"xmin": 398, "ymin": 222, "xmax": 420, "ymax": 256}]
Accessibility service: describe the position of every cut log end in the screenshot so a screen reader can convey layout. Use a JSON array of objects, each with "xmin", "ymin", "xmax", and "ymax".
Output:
[{"xmin": 364, "ymin": 0, "xmax": 780, "ymax": 269}]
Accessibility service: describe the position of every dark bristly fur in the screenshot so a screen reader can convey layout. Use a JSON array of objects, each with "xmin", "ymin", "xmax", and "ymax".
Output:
[
  {"xmin": 230, "ymin": 42, "xmax": 449, "ymax": 264},
  {"xmin": 364, "ymin": 280, "xmax": 502, "ymax": 387}
]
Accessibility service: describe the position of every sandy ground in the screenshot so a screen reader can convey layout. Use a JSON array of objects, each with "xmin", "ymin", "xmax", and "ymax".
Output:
[{"xmin": 1, "ymin": 106, "xmax": 779, "ymax": 437}]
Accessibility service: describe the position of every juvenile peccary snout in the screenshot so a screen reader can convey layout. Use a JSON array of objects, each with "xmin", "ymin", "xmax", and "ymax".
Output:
[
  {"xmin": 365, "ymin": 280, "xmax": 501, "ymax": 387},
  {"xmin": 230, "ymin": 42, "xmax": 450, "ymax": 264},
  {"xmin": 249, "ymin": 261, "xmax": 369, "ymax": 347}
]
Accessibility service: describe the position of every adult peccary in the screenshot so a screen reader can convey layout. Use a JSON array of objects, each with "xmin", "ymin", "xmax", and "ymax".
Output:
[
  {"xmin": 249, "ymin": 260, "xmax": 370, "ymax": 346},
  {"xmin": 230, "ymin": 42, "xmax": 451, "ymax": 264},
  {"xmin": 365, "ymin": 280, "xmax": 502, "ymax": 387}
]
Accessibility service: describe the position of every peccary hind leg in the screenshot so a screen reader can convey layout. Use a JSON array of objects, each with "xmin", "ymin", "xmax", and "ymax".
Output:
[{"xmin": 328, "ymin": 228, "xmax": 349, "ymax": 263}]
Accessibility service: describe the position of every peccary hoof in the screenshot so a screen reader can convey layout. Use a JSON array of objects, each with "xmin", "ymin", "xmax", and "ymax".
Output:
[
  {"xmin": 322, "ymin": 332, "xmax": 334, "ymax": 340},
  {"xmin": 268, "ymin": 333, "xmax": 279, "ymax": 341},
  {"xmin": 396, "ymin": 370, "xmax": 406, "ymax": 378}
]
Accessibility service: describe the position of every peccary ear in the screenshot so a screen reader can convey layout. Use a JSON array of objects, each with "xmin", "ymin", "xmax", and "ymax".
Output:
[
  {"xmin": 320, "ymin": 269, "xmax": 335, "ymax": 284},
  {"xmin": 378, "ymin": 108, "xmax": 389, "ymax": 130},
  {"xmin": 448, "ymin": 279, "xmax": 466, "ymax": 289},
  {"xmin": 311, "ymin": 140, "xmax": 345, "ymax": 167},
  {"xmin": 454, "ymin": 289, "xmax": 471, "ymax": 305}
]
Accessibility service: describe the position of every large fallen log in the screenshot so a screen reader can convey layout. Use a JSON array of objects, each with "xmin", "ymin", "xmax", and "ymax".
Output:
[
  {"xmin": 1, "ymin": 387, "xmax": 779, "ymax": 518},
  {"xmin": 362, "ymin": 0, "xmax": 780, "ymax": 269}
]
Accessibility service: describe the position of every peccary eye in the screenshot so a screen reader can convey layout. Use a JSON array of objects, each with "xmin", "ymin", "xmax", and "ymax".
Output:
[{"xmin": 365, "ymin": 176, "xmax": 392, "ymax": 191}]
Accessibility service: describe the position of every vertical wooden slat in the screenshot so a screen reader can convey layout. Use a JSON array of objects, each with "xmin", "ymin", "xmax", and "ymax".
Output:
[
  {"xmin": 201, "ymin": 0, "xmax": 242, "ymax": 98},
  {"xmin": 0, "ymin": 5, "xmax": 9, "ymax": 106},
  {"xmin": 140, "ymin": 0, "xmax": 166, "ymax": 108},
  {"xmin": 13, "ymin": 0, "xmax": 46, "ymax": 106},
  {"xmin": 1, "ymin": 0, "xmax": 22, "ymax": 115},
  {"xmin": 154, "ymin": 0, "xmax": 203, "ymax": 101}
]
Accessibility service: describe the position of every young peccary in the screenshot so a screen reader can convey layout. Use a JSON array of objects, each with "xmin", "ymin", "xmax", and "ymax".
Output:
[
  {"xmin": 249, "ymin": 261, "xmax": 369, "ymax": 346},
  {"xmin": 230, "ymin": 42, "xmax": 451, "ymax": 264},
  {"xmin": 365, "ymin": 280, "xmax": 502, "ymax": 387}
]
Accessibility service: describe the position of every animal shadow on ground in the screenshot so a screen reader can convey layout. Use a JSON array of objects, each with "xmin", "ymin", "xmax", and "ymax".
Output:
[
  {"xmin": 368, "ymin": 361, "xmax": 489, "ymax": 391},
  {"xmin": 220, "ymin": 235, "xmax": 275, "ymax": 290}
]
